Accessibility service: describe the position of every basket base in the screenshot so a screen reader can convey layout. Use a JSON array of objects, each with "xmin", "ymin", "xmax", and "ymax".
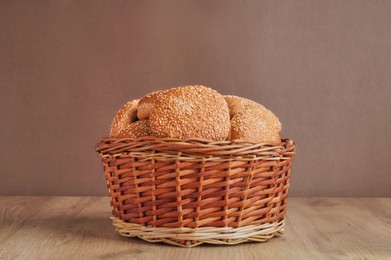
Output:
[{"xmin": 111, "ymin": 217, "xmax": 285, "ymax": 248}]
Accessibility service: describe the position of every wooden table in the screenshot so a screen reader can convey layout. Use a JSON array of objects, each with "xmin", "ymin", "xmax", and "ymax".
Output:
[{"xmin": 0, "ymin": 197, "xmax": 390, "ymax": 259}]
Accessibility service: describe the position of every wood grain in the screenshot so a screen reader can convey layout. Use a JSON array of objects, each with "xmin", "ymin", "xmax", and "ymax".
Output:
[{"xmin": 0, "ymin": 197, "xmax": 390, "ymax": 260}]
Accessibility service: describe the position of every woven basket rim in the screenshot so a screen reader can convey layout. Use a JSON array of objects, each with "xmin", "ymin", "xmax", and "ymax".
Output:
[
  {"xmin": 97, "ymin": 136, "xmax": 289, "ymax": 146},
  {"xmin": 95, "ymin": 136, "xmax": 295, "ymax": 159}
]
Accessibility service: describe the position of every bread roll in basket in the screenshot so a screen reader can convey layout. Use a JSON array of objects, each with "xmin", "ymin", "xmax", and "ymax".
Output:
[{"xmin": 95, "ymin": 86, "xmax": 296, "ymax": 247}]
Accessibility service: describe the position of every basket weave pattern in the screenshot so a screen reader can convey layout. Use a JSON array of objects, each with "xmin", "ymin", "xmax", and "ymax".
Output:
[{"xmin": 96, "ymin": 137, "xmax": 295, "ymax": 246}]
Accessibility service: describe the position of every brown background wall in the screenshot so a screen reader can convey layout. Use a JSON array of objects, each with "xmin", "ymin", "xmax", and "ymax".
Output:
[{"xmin": 1, "ymin": 0, "xmax": 390, "ymax": 196}]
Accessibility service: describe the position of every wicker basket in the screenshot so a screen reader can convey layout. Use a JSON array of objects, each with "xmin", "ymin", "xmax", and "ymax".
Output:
[{"xmin": 95, "ymin": 136, "xmax": 295, "ymax": 247}]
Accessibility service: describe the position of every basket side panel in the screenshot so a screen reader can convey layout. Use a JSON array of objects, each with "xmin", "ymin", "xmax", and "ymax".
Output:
[
  {"xmin": 264, "ymin": 157, "xmax": 292, "ymax": 223},
  {"xmin": 231, "ymin": 160, "xmax": 278, "ymax": 227},
  {"xmin": 102, "ymin": 157, "xmax": 121, "ymax": 218},
  {"xmin": 183, "ymin": 159, "xmax": 237, "ymax": 228}
]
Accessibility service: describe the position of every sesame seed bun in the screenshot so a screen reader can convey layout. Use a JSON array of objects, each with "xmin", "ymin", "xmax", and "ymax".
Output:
[
  {"xmin": 224, "ymin": 95, "xmax": 281, "ymax": 143},
  {"xmin": 230, "ymin": 112, "xmax": 281, "ymax": 144},
  {"xmin": 224, "ymin": 95, "xmax": 281, "ymax": 131},
  {"xmin": 137, "ymin": 90, "xmax": 167, "ymax": 120},
  {"xmin": 149, "ymin": 85, "xmax": 231, "ymax": 140},
  {"xmin": 110, "ymin": 99, "xmax": 139, "ymax": 137},
  {"xmin": 116, "ymin": 120, "xmax": 151, "ymax": 138}
]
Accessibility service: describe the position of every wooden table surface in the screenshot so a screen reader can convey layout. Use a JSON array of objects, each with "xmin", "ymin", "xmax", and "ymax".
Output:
[{"xmin": 0, "ymin": 197, "xmax": 390, "ymax": 260}]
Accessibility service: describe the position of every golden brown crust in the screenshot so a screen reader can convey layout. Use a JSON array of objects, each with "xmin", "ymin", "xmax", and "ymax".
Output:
[
  {"xmin": 224, "ymin": 95, "xmax": 281, "ymax": 143},
  {"xmin": 224, "ymin": 95, "xmax": 282, "ymax": 132},
  {"xmin": 137, "ymin": 90, "xmax": 167, "ymax": 120},
  {"xmin": 110, "ymin": 99, "xmax": 139, "ymax": 137},
  {"xmin": 149, "ymin": 85, "xmax": 231, "ymax": 140},
  {"xmin": 230, "ymin": 112, "xmax": 281, "ymax": 144},
  {"xmin": 116, "ymin": 120, "xmax": 151, "ymax": 138}
]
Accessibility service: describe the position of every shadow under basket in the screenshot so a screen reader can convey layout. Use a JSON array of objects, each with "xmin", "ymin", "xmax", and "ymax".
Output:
[{"xmin": 95, "ymin": 136, "xmax": 296, "ymax": 247}]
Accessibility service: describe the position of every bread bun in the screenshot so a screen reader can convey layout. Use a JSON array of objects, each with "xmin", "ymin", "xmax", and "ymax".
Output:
[
  {"xmin": 116, "ymin": 120, "xmax": 151, "ymax": 138},
  {"xmin": 149, "ymin": 85, "xmax": 230, "ymax": 140},
  {"xmin": 224, "ymin": 95, "xmax": 281, "ymax": 131},
  {"xmin": 230, "ymin": 112, "xmax": 281, "ymax": 143},
  {"xmin": 224, "ymin": 95, "xmax": 281, "ymax": 143},
  {"xmin": 137, "ymin": 90, "xmax": 167, "ymax": 120},
  {"xmin": 110, "ymin": 90, "xmax": 282, "ymax": 143},
  {"xmin": 110, "ymin": 99, "xmax": 139, "ymax": 137}
]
